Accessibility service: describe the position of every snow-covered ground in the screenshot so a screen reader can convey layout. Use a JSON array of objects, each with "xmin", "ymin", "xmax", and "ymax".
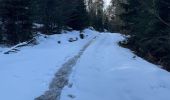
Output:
[
  {"xmin": 0, "ymin": 46, "xmax": 7, "ymax": 53},
  {"xmin": 61, "ymin": 33, "xmax": 170, "ymax": 100},
  {"xmin": 0, "ymin": 29, "xmax": 97, "ymax": 100},
  {"xmin": 1, "ymin": 29, "xmax": 170, "ymax": 100}
]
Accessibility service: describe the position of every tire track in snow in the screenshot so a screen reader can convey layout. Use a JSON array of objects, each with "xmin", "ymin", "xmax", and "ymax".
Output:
[{"xmin": 35, "ymin": 36, "xmax": 98, "ymax": 100}]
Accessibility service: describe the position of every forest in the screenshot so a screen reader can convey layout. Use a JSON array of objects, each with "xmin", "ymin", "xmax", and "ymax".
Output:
[{"xmin": 0, "ymin": 0, "xmax": 170, "ymax": 71}]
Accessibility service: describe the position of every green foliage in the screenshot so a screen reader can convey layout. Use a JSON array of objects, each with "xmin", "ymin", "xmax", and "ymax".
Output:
[
  {"xmin": 0, "ymin": 0, "xmax": 33, "ymax": 45},
  {"xmin": 32, "ymin": 0, "xmax": 89, "ymax": 34},
  {"xmin": 33, "ymin": 0, "xmax": 65, "ymax": 34},
  {"xmin": 0, "ymin": 0, "xmax": 90, "ymax": 44},
  {"xmin": 87, "ymin": 0, "xmax": 105, "ymax": 32},
  {"xmin": 66, "ymin": 0, "xmax": 88, "ymax": 31},
  {"xmin": 119, "ymin": 0, "xmax": 170, "ymax": 70}
]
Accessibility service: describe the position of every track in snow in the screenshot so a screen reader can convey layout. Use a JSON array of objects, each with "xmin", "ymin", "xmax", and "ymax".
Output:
[
  {"xmin": 35, "ymin": 36, "xmax": 97, "ymax": 100},
  {"xmin": 60, "ymin": 33, "xmax": 170, "ymax": 100}
]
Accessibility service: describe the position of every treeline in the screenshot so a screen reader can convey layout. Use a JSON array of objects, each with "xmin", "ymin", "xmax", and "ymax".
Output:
[
  {"xmin": 111, "ymin": 0, "xmax": 170, "ymax": 70},
  {"xmin": 87, "ymin": 0, "xmax": 119, "ymax": 32},
  {"xmin": 0, "ymin": 0, "xmax": 112, "ymax": 45},
  {"xmin": 1, "ymin": 0, "xmax": 169, "ymax": 71},
  {"xmin": 0, "ymin": 0, "xmax": 90, "ymax": 45}
]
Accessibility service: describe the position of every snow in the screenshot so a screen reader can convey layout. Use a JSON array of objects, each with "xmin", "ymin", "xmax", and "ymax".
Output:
[
  {"xmin": 61, "ymin": 32, "xmax": 170, "ymax": 100},
  {"xmin": 0, "ymin": 29, "xmax": 97, "ymax": 100},
  {"xmin": 1, "ymin": 29, "xmax": 170, "ymax": 100},
  {"xmin": 0, "ymin": 47, "xmax": 5, "ymax": 53}
]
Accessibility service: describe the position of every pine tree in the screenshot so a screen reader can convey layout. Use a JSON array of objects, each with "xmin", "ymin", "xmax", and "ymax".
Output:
[
  {"xmin": 0, "ymin": 20, "xmax": 3, "ymax": 43},
  {"xmin": 34, "ymin": 0, "xmax": 86, "ymax": 34},
  {"xmin": 35, "ymin": 0, "xmax": 64, "ymax": 34},
  {"xmin": 66, "ymin": 0, "xmax": 88, "ymax": 31},
  {"xmin": 119, "ymin": 0, "xmax": 170, "ymax": 70},
  {"xmin": 87, "ymin": 0, "xmax": 105, "ymax": 31},
  {"xmin": 153, "ymin": 0, "xmax": 170, "ymax": 70},
  {"xmin": 0, "ymin": 0, "xmax": 33, "ymax": 45},
  {"xmin": 94, "ymin": 0, "xmax": 104, "ymax": 32}
]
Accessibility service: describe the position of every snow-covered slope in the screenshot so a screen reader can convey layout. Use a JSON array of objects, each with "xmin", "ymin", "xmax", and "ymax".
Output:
[
  {"xmin": 0, "ymin": 29, "xmax": 97, "ymax": 100},
  {"xmin": 61, "ymin": 32, "xmax": 170, "ymax": 100},
  {"xmin": 1, "ymin": 29, "xmax": 170, "ymax": 100}
]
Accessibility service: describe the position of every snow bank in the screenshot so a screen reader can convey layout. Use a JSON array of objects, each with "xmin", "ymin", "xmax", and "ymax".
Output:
[
  {"xmin": 61, "ymin": 32, "xmax": 170, "ymax": 100},
  {"xmin": 0, "ymin": 29, "xmax": 97, "ymax": 100}
]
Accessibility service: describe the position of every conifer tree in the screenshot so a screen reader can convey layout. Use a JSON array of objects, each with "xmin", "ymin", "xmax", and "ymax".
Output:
[
  {"xmin": 119, "ymin": 0, "xmax": 170, "ymax": 70},
  {"xmin": 0, "ymin": 0, "xmax": 33, "ymax": 44},
  {"xmin": 35, "ymin": 0, "xmax": 64, "ymax": 34},
  {"xmin": 86, "ymin": 0, "xmax": 105, "ymax": 31},
  {"xmin": 66, "ymin": 0, "xmax": 88, "ymax": 31}
]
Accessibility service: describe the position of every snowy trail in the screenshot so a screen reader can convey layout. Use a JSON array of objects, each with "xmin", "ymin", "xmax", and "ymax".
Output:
[
  {"xmin": 61, "ymin": 33, "xmax": 170, "ymax": 100},
  {"xmin": 0, "ymin": 29, "xmax": 98, "ymax": 100},
  {"xmin": 1, "ymin": 30, "xmax": 170, "ymax": 100},
  {"xmin": 35, "ymin": 36, "xmax": 97, "ymax": 100}
]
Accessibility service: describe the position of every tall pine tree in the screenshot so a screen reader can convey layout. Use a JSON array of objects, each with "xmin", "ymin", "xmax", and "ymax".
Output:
[
  {"xmin": 66, "ymin": 0, "xmax": 88, "ymax": 31},
  {"xmin": 34, "ymin": 0, "xmax": 64, "ymax": 34},
  {"xmin": 0, "ymin": 0, "xmax": 33, "ymax": 45},
  {"xmin": 119, "ymin": 0, "xmax": 170, "ymax": 70}
]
